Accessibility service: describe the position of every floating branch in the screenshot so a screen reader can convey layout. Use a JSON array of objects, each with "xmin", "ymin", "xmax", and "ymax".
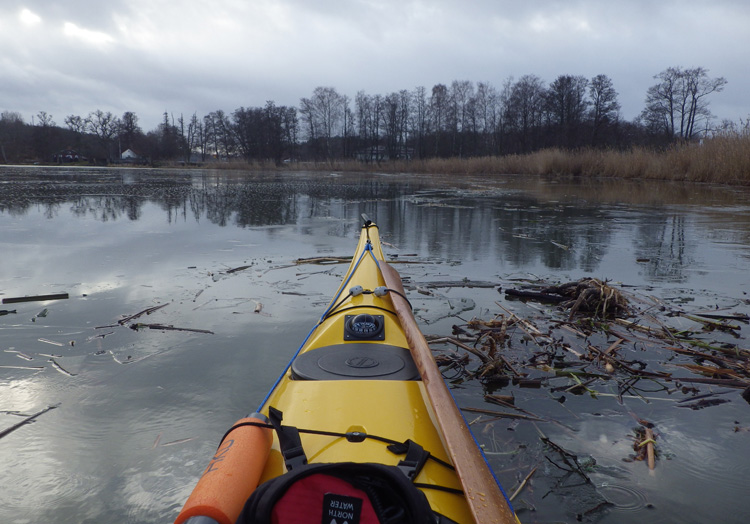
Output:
[
  {"xmin": 49, "ymin": 358, "xmax": 77, "ymax": 376},
  {"xmin": 129, "ymin": 323, "xmax": 214, "ymax": 334},
  {"xmin": 406, "ymin": 280, "xmax": 500, "ymax": 290},
  {"xmin": 540, "ymin": 436, "xmax": 592, "ymax": 483},
  {"xmin": 118, "ymin": 303, "xmax": 169, "ymax": 325},
  {"xmin": 461, "ymin": 406, "xmax": 546, "ymax": 422},
  {"xmin": 295, "ymin": 256, "xmax": 352, "ymax": 265},
  {"xmin": 505, "ymin": 289, "xmax": 566, "ymax": 303},
  {"xmin": 225, "ymin": 265, "xmax": 251, "ymax": 274},
  {"xmin": 506, "ymin": 278, "xmax": 630, "ymax": 319},
  {"xmin": 0, "ymin": 404, "xmax": 59, "ymax": 440},
  {"xmin": 509, "ymin": 465, "xmax": 538, "ymax": 502},
  {"xmin": 631, "ymin": 423, "xmax": 657, "ymax": 470},
  {"xmin": 2, "ymin": 293, "xmax": 69, "ymax": 304},
  {"xmin": 683, "ymin": 312, "xmax": 749, "ymax": 323}
]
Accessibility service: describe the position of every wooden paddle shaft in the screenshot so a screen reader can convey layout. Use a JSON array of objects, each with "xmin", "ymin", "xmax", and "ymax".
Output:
[{"xmin": 381, "ymin": 262, "xmax": 517, "ymax": 524}]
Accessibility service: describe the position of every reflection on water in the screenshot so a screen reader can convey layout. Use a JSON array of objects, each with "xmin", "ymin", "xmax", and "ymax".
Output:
[
  {"xmin": 2, "ymin": 166, "xmax": 749, "ymax": 288},
  {"xmin": 1, "ymin": 166, "xmax": 750, "ymax": 524}
]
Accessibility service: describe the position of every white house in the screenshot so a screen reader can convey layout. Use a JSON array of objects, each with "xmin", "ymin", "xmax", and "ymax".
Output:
[{"xmin": 121, "ymin": 148, "xmax": 139, "ymax": 160}]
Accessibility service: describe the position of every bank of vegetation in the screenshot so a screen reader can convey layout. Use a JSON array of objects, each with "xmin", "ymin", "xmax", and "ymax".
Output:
[
  {"xmin": 386, "ymin": 134, "xmax": 750, "ymax": 185},
  {"xmin": 2, "ymin": 65, "xmax": 747, "ymax": 185}
]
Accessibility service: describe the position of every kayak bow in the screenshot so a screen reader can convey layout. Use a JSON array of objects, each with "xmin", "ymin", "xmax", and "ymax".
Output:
[{"xmin": 175, "ymin": 216, "xmax": 519, "ymax": 524}]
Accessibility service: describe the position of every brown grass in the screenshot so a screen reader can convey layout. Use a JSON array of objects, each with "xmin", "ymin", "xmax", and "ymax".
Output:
[
  {"xmin": 175, "ymin": 132, "xmax": 750, "ymax": 186},
  {"xmin": 385, "ymin": 135, "xmax": 750, "ymax": 185}
]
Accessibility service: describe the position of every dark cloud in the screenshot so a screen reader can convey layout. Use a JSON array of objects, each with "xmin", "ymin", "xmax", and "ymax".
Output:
[{"xmin": 2, "ymin": 0, "xmax": 748, "ymax": 131}]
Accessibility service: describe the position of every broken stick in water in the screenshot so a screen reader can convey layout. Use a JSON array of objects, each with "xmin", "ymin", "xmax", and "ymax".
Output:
[
  {"xmin": 2, "ymin": 293, "xmax": 69, "ymax": 304},
  {"xmin": 129, "ymin": 323, "xmax": 214, "ymax": 334},
  {"xmin": 0, "ymin": 404, "xmax": 59, "ymax": 440}
]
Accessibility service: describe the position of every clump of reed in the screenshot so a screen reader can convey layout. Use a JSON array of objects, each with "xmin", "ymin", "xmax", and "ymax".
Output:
[
  {"xmin": 170, "ymin": 131, "xmax": 750, "ymax": 185},
  {"xmin": 355, "ymin": 134, "xmax": 750, "ymax": 185},
  {"xmin": 402, "ymin": 134, "xmax": 750, "ymax": 185}
]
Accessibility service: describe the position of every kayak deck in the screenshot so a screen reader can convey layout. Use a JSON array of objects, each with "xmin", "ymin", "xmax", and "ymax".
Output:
[
  {"xmin": 259, "ymin": 380, "xmax": 469, "ymax": 520},
  {"xmin": 256, "ymin": 223, "xmax": 473, "ymax": 522},
  {"xmin": 175, "ymin": 219, "xmax": 518, "ymax": 524}
]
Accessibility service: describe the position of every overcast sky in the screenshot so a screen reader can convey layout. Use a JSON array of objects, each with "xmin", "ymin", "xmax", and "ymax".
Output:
[{"xmin": 2, "ymin": 0, "xmax": 748, "ymax": 131}]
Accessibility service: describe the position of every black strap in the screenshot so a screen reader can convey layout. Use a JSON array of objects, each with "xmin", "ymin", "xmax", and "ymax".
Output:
[
  {"xmin": 264, "ymin": 407, "xmax": 454, "ymax": 477},
  {"xmin": 387, "ymin": 439, "xmax": 430, "ymax": 480},
  {"xmin": 268, "ymin": 407, "xmax": 308, "ymax": 470}
]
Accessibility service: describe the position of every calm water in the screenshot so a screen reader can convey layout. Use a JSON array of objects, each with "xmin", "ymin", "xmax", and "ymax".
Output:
[{"xmin": 1, "ymin": 166, "xmax": 749, "ymax": 523}]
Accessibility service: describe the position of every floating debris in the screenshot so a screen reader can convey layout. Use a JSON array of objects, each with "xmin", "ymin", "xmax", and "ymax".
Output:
[
  {"xmin": 225, "ymin": 265, "xmax": 251, "ymax": 274},
  {"xmin": 129, "ymin": 323, "xmax": 214, "ymax": 334},
  {"xmin": 160, "ymin": 437, "xmax": 196, "ymax": 447},
  {"xmin": 427, "ymin": 274, "xmax": 747, "ymax": 499},
  {"xmin": 295, "ymin": 256, "xmax": 352, "ymax": 265},
  {"xmin": 506, "ymin": 277, "xmax": 630, "ymax": 319},
  {"xmin": 117, "ymin": 303, "xmax": 169, "ymax": 326},
  {"xmin": 0, "ymin": 365, "xmax": 45, "ymax": 371},
  {"xmin": 49, "ymin": 358, "xmax": 77, "ymax": 377},
  {"xmin": 630, "ymin": 425, "xmax": 657, "ymax": 470},
  {"xmin": 0, "ymin": 404, "xmax": 59, "ymax": 440},
  {"xmin": 2, "ymin": 293, "xmax": 69, "ymax": 304},
  {"xmin": 38, "ymin": 338, "xmax": 65, "ymax": 347}
]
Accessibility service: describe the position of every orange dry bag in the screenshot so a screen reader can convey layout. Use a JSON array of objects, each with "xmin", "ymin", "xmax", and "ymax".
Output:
[{"xmin": 174, "ymin": 414, "xmax": 272, "ymax": 524}]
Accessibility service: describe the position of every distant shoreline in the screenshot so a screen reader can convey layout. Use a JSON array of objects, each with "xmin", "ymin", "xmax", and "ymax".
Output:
[
  {"xmin": 190, "ymin": 136, "xmax": 750, "ymax": 186},
  {"xmin": 6, "ymin": 136, "xmax": 749, "ymax": 186}
]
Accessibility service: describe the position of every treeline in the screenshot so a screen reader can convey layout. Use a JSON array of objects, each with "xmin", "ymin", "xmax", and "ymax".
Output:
[{"xmin": 0, "ymin": 66, "xmax": 736, "ymax": 166}]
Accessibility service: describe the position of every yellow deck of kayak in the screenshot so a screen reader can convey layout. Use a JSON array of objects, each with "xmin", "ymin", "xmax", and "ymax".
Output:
[{"xmin": 257, "ymin": 223, "xmax": 474, "ymax": 523}]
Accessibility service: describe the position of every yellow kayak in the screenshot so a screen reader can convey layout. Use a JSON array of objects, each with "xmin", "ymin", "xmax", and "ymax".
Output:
[{"xmin": 175, "ymin": 216, "xmax": 519, "ymax": 524}]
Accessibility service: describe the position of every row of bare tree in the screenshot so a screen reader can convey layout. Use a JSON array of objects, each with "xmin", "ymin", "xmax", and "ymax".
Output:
[{"xmin": 0, "ymin": 66, "xmax": 728, "ymax": 165}]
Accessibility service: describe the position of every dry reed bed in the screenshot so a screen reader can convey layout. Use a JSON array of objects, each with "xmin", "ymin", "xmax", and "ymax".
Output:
[
  {"xmin": 181, "ymin": 134, "xmax": 750, "ymax": 185},
  {"xmin": 394, "ymin": 136, "xmax": 750, "ymax": 184}
]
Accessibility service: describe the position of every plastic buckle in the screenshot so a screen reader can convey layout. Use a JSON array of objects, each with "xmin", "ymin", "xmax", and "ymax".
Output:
[{"xmin": 388, "ymin": 439, "xmax": 429, "ymax": 480}]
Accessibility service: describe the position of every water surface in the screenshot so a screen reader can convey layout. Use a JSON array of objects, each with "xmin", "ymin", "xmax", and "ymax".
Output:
[{"xmin": 1, "ymin": 166, "xmax": 749, "ymax": 523}]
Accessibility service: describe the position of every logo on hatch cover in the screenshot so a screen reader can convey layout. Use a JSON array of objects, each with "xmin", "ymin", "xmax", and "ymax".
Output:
[{"xmin": 345, "ymin": 356, "xmax": 379, "ymax": 369}]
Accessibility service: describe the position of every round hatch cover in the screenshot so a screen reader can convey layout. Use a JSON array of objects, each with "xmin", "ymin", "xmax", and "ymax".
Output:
[{"xmin": 291, "ymin": 343, "xmax": 419, "ymax": 381}]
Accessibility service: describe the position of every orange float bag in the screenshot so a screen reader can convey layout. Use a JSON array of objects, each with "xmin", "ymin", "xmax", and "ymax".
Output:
[{"xmin": 174, "ymin": 415, "xmax": 272, "ymax": 524}]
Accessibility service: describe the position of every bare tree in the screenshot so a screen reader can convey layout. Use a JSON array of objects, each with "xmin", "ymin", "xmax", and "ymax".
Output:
[
  {"xmin": 36, "ymin": 111, "xmax": 56, "ymax": 127},
  {"xmin": 470, "ymin": 82, "xmax": 501, "ymax": 155},
  {"xmin": 409, "ymin": 86, "xmax": 429, "ymax": 159},
  {"xmin": 681, "ymin": 67, "xmax": 727, "ymax": 138},
  {"xmin": 64, "ymin": 115, "xmax": 85, "ymax": 134},
  {"xmin": 341, "ymin": 94, "xmax": 355, "ymax": 158},
  {"xmin": 299, "ymin": 87, "xmax": 346, "ymax": 160},
  {"xmin": 86, "ymin": 110, "xmax": 120, "ymax": 162},
  {"xmin": 0, "ymin": 111, "xmax": 28, "ymax": 163},
  {"xmin": 503, "ymin": 75, "xmax": 546, "ymax": 153},
  {"xmin": 186, "ymin": 113, "xmax": 203, "ymax": 161},
  {"xmin": 63, "ymin": 114, "xmax": 86, "ymax": 157},
  {"xmin": 119, "ymin": 111, "xmax": 142, "ymax": 151},
  {"xmin": 642, "ymin": 66, "xmax": 727, "ymax": 140},
  {"xmin": 448, "ymin": 80, "xmax": 474, "ymax": 156},
  {"xmin": 355, "ymin": 91, "xmax": 374, "ymax": 160},
  {"xmin": 204, "ymin": 110, "xmax": 234, "ymax": 160},
  {"xmin": 355, "ymin": 91, "xmax": 386, "ymax": 162},
  {"xmin": 381, "ymin": 91, "xmax": 410, "ymax": 160},
  {"xmin": 32, "ymin": 111, "xmax": 58, "ymax": 161},
  {"xmin": 281, "ymin": 106, "xmax": 298, "ymax": 161},
  {"xmin": 545, "ymin": 75, "xmax": 589, "ymax": 148},
  {"xmin": 589, "ymin": 74, "xmax": 620, "ymax": 146},
  {"xmin": 429, "ymin": 83, "xmax": 449, "ymax": 156}
]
